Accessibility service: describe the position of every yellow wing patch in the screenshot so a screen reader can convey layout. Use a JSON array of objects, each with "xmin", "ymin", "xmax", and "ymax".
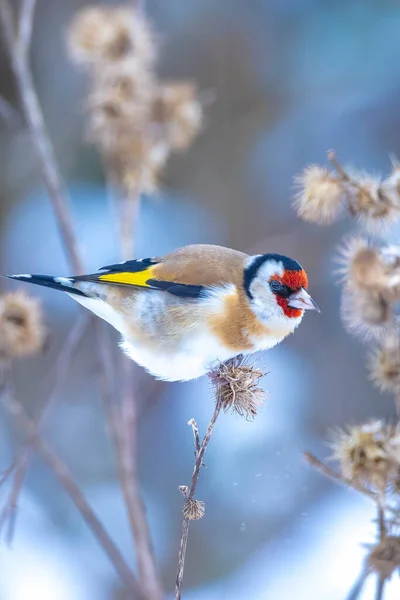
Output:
[{"xmin": 98, "ymin": 267, "xmax": 153, "ymax": 287}]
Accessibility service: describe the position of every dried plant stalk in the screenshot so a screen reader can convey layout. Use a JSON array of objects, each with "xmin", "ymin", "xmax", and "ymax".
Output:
[
  {"xmin": 0, "ymin": 367, "xmax": 144, "ymax": 599},
  {"xmin": 175, "ymin": 358, "xmax": 266, "ymax": 599}
]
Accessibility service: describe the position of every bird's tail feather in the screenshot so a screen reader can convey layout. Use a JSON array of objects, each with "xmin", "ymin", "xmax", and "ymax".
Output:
[{"xmin": 5, "ymin": 274, "xmax": 88, "ymax": 297}]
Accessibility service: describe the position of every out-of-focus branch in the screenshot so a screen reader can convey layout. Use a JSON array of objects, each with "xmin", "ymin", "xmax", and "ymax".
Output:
[
  {"xmin": 304, "ymin": 452, "xmax": 380, "ymax": 504},
  {"xmin": 175, "ymin": 393, "xmax": 223, "ymax": 600},
  {"xmin": 346, "ymin": 570, "xmax": 369, "ymax": 600},
  {"xmin": 376, "ymin": 576, "xmax": 385, "ymax": 600},
  {"xmin": 0, "ymin": 95, "xmax": 23, "ymax": 128},
  {"xmin": 0, "ymin": 0, "xmax": 82, "ymax": 274},
  {"xmin": 0, "ymin": 313, "xmax": 90, "ymax": 537},
  {"xmin": 0, "ymin": 371, "xmax": 144, "ymax": 599},
  {"xmin": 17, "ymin": 0, "xmax": 36, "ymax": 55}
]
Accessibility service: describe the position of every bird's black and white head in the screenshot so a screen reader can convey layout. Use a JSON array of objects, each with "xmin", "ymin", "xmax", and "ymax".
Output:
[{"xmin": 244, "ymin": 253, "xmax": 319, "ymax": 330}]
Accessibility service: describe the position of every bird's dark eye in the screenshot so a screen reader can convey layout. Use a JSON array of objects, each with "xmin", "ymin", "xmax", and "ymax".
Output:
[
  {"xmin": 269, "ymin": 280, "xmax": 291, "ymax": 297},
  {"xmin": 270, "ymin": 280, "xmax": 283, "ymax": 292}
]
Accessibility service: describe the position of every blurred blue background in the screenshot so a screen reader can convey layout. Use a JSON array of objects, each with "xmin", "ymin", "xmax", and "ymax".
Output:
[{"xmin": 1, "ymin": 0, "xmax": 399, "ymax": 598}]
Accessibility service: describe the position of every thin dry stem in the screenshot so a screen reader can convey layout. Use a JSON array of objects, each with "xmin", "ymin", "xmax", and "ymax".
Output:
[
  {"xmin": 376, "ymin": 576, "xmax": 385, "ymax": 600},
  {"xmin": 346, "ymin": 570, "xmax": 370, "ymax": 600},
  {"xmin": 118, "ymin": 358, "xmax": 163, "ymax": 600},
  {"xmin": 0, "ymin": 371, "xmax": 144, "ymax": 599},
  {"xmin": 0, "ymin": 0, "xmax": 83, "ymax": 274},
  {"xmin": 175, "ymin": 392, "xmax": 223, "ymax": 600},
  {"xmin": 0, "ymin": 4, "xmax": 160, "ymax": 595},
  {"xmin": 0, "ymin": 313, "xmax": 90, "ymax": 538},
  {"xmin": 304, "ymin": 452, "xmax": 380, "ymax": 504}
]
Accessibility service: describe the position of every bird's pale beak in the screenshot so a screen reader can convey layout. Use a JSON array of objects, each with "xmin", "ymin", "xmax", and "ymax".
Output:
[{"xmin": 288, "ymin": 288, "xmax": 320, "ymax": 312}]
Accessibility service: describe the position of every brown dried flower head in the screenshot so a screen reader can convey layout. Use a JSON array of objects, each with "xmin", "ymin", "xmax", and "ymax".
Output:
[
  {"xmin": 211, "ymin": 356, "xmax": 266, "ymax": 419},
  {"xmin": 331, "ymin": 421, "xmax": 400, "ymax": 490},
  {"xmin": 349, "ymin": 172, "xmax": 400, "ymax": 232},
  {"xmin": 67, "ymin": 6, "xmax": 156, "ymax": 67},
  {"xmin": 151, "ymin": 83, "xmax": 203, "ymax": 151},
  {"xmin": 0, "ymin": 292, "xmax": 46, "ymax": 360},
  {"xmin": 337, "ymin": 237, "xmax": 387, "ymax": 291},
  {"xmin": 341, "ymin": 286, "xmax": 392, "ymax": 340},
  {"xmin": 367, "ymin": 536, "xmax": 400, "ymax": 580},
  {"xmin": 183, "ymin": 498, "xmax": 205, "ymax": 520},
  {"xmin": 87, "ymin": 65, "xmax": 155, "ymax": 143},
  {"xmin": 369, "ymin": 331, "xmax": 400, "ymax": 395},
  {"xmin": 293, "ymin": 165, "xmax": 345, "ymax": 225}
]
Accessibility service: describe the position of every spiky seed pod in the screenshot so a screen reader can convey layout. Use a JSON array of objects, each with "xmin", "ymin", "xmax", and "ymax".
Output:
[
  {"xmin": 0, "ymin": 292, "xmax": 46, "ymax": 360},
  {"xmin": 150, "ymin": 83, "xmax": 203, "ymax": 151},
  {"xmin": 293, "ymin": 165, "xmax": 345, "ymax": 225},
  {"xmin": 67, "ymin": 6, "xmax": 156, "ymax": 67},
  {"xmin": 348, "ymin": 173, "xmax": 400, "ymax": 231},
  {"xmin": 183, "ymin": 499, "xmax": 205, "ymax": 520},
  {"xmin": 369, "ymin": 332, "xmax": 400, "ymax": 394},
  {"xmin": 211, "ymin": 356, "xmax": 266, "ymax": 419},
  {"xmin": 87, "ymin": 64, "xmax": 155, "ymax": 147},
  {"xmin": 331, "ymin": 421, "xmax": 400, "ymax": 491},
  {"xmin": 367, "ymin": 536, "xmax": 400, "ymax": 580},
  {"xmin": 380, "ymin": 162, "xmax": 400, "ymax": 211},
  {"xmin": 341, "ymin": 286, "xmax": 392, "ymax": 340}
]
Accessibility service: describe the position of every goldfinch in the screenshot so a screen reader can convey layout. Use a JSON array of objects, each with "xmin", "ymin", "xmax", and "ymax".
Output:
[{"xmin": 7, "ymin": 244, "xmax": 319, "ymax": 381}]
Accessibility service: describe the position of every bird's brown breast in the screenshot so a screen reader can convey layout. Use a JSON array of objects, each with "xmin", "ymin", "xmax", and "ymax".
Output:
[{"xmin": 208, "ymin": 288, "xmax": 270, "ymax": 351}]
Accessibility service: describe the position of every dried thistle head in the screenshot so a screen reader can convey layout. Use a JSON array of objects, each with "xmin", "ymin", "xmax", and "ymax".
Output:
[
  {"xmin": 211, "ymin": 356, "xmax": 266, "ymax": 419},
  {"xmin": 341, "ymin": 285, "xmax": 392, "ymax": 340},
  {"xmin": 67, "ymin": 6, "xmax": 156, "ymax": 67},
  {"xmin": 367, "ymin": 536, "xmax": 400, "ymax": 579},
  {"xmin": 183, "ymin": 498, "xmax": 205, "ymax": 520},
  {"xmin": 0, "ymin": 292, "xmax": 46, "ymax": 361},
  {"xmin": 331, "ymin": 421, "xmax": 400, "ymax": 491},
  {"xmin": 87, "ymin": 64, "xmax": 155, "ymax": 140},
  {"xmin": 151, "ymin": 82, "xmax": 203, "ymax": 151},
  {"xmin": 108, "ymin": 133, "xmax": 169, "ymax": 194},
  {"xmin": 337, "ymin": 237, "xmax": 387, "ymax": 291},
  {"xmin": 369, "ymin": 332, "xmax": 400, "ymax": 395},
  {"xmin": 349, "ymin": 173, "xmax": 400, "ymax": 232},
  {"xmin": 293, "ymin": 165, "xmax": 345, "ymax": 225}
]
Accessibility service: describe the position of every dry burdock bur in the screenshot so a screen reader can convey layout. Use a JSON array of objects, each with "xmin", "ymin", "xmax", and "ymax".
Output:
[
  {"xmin": 67, "ymin": 5, "xmax": 203, "ymax": 195},
  {"xmin": 294, "ymin": 152, "xmax": 400, "ymax": 231},
  {"xmin": 210, "ymin": 356, "xmax": 266, "ymax": 419},
  {"xmin": 295, "ymin": 151, "xmax": 400, "ymax": 597},
  {"xmin": 0, "ymin": 292, "xmax": 46, "ymax": 361}
]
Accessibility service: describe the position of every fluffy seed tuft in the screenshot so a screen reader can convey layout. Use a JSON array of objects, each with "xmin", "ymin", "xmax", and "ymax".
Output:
[
  {"xmin": 341, "ymin": 286, "xmax": 392, "ymax": 340},
  {"xmin": 210, "ymin": 356, "xmax": 266, "ymax": 419},
  {"xmin": 150, "ymin": 82, "xmax": 203, "ymax": 151},
  {"xmin": 293, "ymin": 165, "xmax": 345, "ymax": 225},
  {"xmin": 183, "ymin": 499, "xmax": 205, "ymax": 520},
  {"xmin": 367, "ymin": 536, "xmax": 400, "ymax": 579},
  {"xmin": 331, "ymin": 421, "xmax": 400, "ymax": 491},
  {"xmin": 369, "ymin": 332, "xmax": 400, "ymax": 395},
  {"xmin": 67, "ymin": 6, "xmax": 156, "ymax": 67},
  {"xmin": 0, "ymin": 292, "xmax": 46, "ymax": 360}
]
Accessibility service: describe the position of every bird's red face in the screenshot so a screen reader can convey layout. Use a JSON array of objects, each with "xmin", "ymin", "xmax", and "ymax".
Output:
[
  {"xmin": 271, "ymin": 268, "xmax": 310, "ymax": 318},
  {"xmin": 244, "ymin": 253, "xmax": 320, "ymax": 322}
]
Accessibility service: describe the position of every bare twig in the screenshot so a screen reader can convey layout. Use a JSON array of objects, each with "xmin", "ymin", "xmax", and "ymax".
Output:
[
  {"xmin": 175, "ymin": 392, "xmax": 224, "ymax": 600},
  {"xmin": 0, "ymin": 95, "xmax": 23, "ymax": 128},
  {"xmin": 17, "ymin": 0, "xmax": 36, "ymax": 54},
  {"xmin": 118, "ymin": 358, "xmax": 163, "ymax": 600},
  {"xmin": 346, "ymin": 569, "xmax": 370, "ymax": 600},
  {"xmin": 304, "ymin": 452, "xmax": 380, "ymax": 504},
  {"xmin": 0, "ymin": 0, "xmax": 83, "ymax": 273},
  {"xmin": 0, "ymin": 313, "xmax": 90, "ymax": 538},
  {"xmin": 376, "ymin": 576, "xmax": 385, "ymax": 600},
  {"xmin": 0, "ymin": 372, "xmax": 144, "ymax": 598},
  {"xmin": 188, "ymin": 419, "xmax": 201, "ymax": 456}
]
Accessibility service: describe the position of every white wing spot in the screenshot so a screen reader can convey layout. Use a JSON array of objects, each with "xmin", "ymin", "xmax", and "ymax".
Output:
[
  {"xmin": 12, "ymin": 274, "xmax": 32, "ymax": 279},
  {"xmin": 54, "ymin": 277, "xmax": 74, "ymax": 287}
]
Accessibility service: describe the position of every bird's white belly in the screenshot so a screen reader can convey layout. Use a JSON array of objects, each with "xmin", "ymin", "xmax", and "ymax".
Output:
[{"xmin": 121, "ymin": 329, "xmax": 237, "ymax": 382}]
